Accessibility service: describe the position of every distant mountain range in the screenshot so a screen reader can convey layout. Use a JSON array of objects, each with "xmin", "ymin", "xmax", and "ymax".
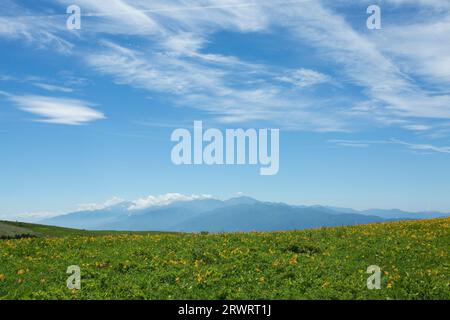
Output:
[{"xmin": 39, "ymin": 196, "xmax": 450, "ymax": 232}]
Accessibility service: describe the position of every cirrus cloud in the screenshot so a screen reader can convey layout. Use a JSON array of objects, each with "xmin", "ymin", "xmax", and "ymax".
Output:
[
  {"xmin": 7, "ymin": 94, "xmax": 106, "ymax": 125},
  {"xmin": 128, "ymin": 193, "xmax": 213, "ymax": 210}
]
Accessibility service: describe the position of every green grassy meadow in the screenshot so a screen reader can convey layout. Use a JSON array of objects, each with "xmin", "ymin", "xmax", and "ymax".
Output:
[
  {"xmin": 0, "ymin": 218, "xmax": 449, "ymax": 300},
  {"xmin": 0, "ymin": 220, "xmax": 167, "ymax": 238}
]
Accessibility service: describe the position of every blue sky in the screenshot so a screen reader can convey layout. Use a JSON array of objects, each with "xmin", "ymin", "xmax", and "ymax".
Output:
[{"xmin": 1, "ymin": 0, "xmax": 450, "ymax": 220}]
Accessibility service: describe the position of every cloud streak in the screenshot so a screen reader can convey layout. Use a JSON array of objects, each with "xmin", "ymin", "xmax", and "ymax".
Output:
[
  {"xmin": 32, "ymin": 83, "xmax": 74, "ymax": 93},
  {"xmin": 128, "ymin": 193, "xmax": 213, "ymax": 211},
  {"xmin": 277, "ymin": 68, "xmax": 330, "ymax": 88},
  {"xmin": 77, "ymin": 197, "xmax": 125, "ymax": 211},
  {"xmin": 329, "ymin": 138, "xmax": 450, "ymax": 154},
  {"xmin": 8, "ymin": 94, "xmax": 105, "ymax": 125}
]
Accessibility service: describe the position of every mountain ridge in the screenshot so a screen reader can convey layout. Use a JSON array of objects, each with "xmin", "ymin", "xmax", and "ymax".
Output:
[{"xmin": 37, "ymin": 196, "xmax": 450, "ymax": 232}]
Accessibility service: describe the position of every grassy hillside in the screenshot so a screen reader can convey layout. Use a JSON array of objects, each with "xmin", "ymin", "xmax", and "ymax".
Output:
[
  {"xmin": 0, "ymin": 218, "xmax": 448, "ymax": 299},
  {"xmin": 0, "ymin": 220, "xmax": 167, "ymax": 238},
  {"xmin": 0, "ymin": 222, "xmax": 39, "ymax": 239}
]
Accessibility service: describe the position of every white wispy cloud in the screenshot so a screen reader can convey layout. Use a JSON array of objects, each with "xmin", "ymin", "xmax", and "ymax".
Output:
[
  {"xmin": 329, "ymin": 138, "xmax": 450, "ymax": 154},
  {"xmin": 56, "ymin": 0, "xmax": 268, "ymax": 35},
  {"xmin": 374, "ymin": 14, "xmax": 450, "ymax": 88},
  {"xmin": 77, "ymin": 197, "xmax": 125, "ymax": 211},
  {"xmin": 380, "ymin": 0, "xmax": 450, "ymax": 9},
  {"xmin": 390, "ymin": 139, "xmax": 450, "ymax": 154},
  {"xmin": 32, "ymin": 83, "xmax": 74, "ymax": 93},
  {"xmin": 0, "ymin": 72, "xmax": 86, "ymax": 91},
  {"xmin": 86, "ymin": 39, "xmax": 345, "ymax": 131},
  {"xmin": 332, "ymin": 141, "xmax": 370, "ymax": 148},
  {"xmin": 80, "ymin": 0, "xmax": 450, "ymax": 131},
  {"xmin": 402, "ymin": 124, "xmax": 431, "ymax": 132},
  {"xmin": 7, "ymin": 94, "xmax": 105, "ymax": 125},
  {"xmin": 13, "ymin": 211, "xmax": 60, "ymax": 220},
  {"xmin": 75, "ymin": 193, "xmax": 214, "ymax": 212},
  {"xmin": 275, "ymin": 1, "xmax": 450, "ymax": 120},
  {"xmin": 39, "ymin": 0, "xmax": 341, "ymax": 131},
  {"xmin": 128, "ymin": 193, "xmax": 213, "ymax": 210},
  {"xmin": 277, "ymin": 68, "xmax": 330, "ymax": 88},
  {"xmin": 0, "ymin": 7, "xmax": 73, "ymax": 53}
]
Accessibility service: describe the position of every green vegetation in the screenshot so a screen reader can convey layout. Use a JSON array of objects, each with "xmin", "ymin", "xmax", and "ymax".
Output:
[
  {"xmin": 0, "ymin": 218, "xmax": 449, "ymax": 300},
  {"xmin": 0, "ymin": 220, "xmax": 167, "ymax": 238},
  {"xmin": 0, "ymin": 222, "xmax": 39, "ymax": 240}
]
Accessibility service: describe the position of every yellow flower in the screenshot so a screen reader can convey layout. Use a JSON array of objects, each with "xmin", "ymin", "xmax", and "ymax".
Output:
[
  {"xmin": 289, "ymin": 254, "xmax": 298, "ymax": 265},
  {"xmin": 17, "ymin": 269, "xmax": 26, "ymax": 275},
  {"xmin": 0, "ymin": 274, "xmax": 5, "ymax": 281}
]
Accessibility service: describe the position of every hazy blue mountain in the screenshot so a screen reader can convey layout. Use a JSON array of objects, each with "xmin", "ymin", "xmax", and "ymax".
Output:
[
  {"xmin": 222, "ymin": 196, "xmax": 260, "ymax": 206},
  {"xmin": 41, "ymin": 201, "xmax": 132, "ymax": 229},
  {"xmin": 164, "ymin": 198, "xmax": 225, "ymax": 213},
  {"xmin": 100, "ymin": 207, "xmax": 198, "ymax": 231},
  {"xmin": 101, "ymin": 198, "xmax": 261, "ymax": 231},
  {"xmin": 359, "ymin": 209, "xmax": 450, "ymax": 220},
  {"xmin": 39, "ymin": 196, "xmax": 449, "ymax": 232},
  {"xmin": 320, "ymin": 206, "xmax": 361, "ymax": 214},
  {"xmin": 304, "ymin": 206, "xmax": 449, "ymax": 220},
  {"xmin": 172, "ymin": 203, "xmax": 384, "ymax": 232}
]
